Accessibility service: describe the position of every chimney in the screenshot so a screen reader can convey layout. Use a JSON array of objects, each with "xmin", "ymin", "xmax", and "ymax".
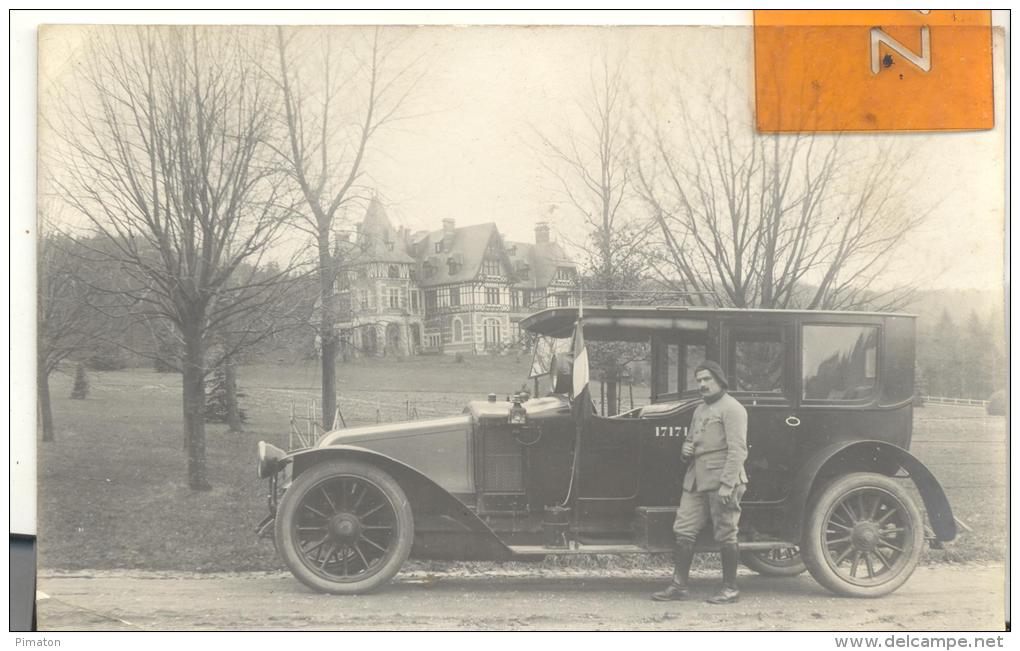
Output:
[
  {"xmin": 535, "ymin": 222, "xmax": 550, "ymax": 245},
  {"xmin": 442, "ymin": 218, "xmax": 456, "ymax": 251}
]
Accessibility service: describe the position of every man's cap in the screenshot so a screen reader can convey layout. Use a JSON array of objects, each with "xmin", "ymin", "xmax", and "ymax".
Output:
[{"xmin": 694, "ymin": 360, "xmax": 729, "ymax": 390}]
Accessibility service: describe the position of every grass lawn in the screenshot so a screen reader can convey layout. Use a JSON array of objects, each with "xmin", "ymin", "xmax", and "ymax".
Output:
[{"xmin": 37, "ymin": 359, "xmax": 1005, "ymax": 572}]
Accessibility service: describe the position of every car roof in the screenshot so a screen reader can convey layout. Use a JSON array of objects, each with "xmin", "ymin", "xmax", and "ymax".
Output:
[{"xmin": 520, "ymin": 305, "xmax": 916, "ymax": 339}]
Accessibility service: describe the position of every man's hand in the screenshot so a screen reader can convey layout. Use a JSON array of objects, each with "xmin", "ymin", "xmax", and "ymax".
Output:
[
  {"xmin": 718, "ymin": 484, "xmax": 735, "ymax": 506},
  {"xmin": 681, "ymin": 440, "xmax": 694, "ymax": 460}
]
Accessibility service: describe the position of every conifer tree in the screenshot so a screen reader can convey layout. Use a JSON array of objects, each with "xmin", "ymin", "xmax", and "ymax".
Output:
[{"xmin": 70, "ymin": 362, "xmax": 89, "ymax": 400}]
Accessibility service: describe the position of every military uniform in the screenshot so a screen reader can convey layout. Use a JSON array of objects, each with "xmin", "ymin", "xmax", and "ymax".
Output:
[
  {"xmin": 652, "ymin": 360, "xmax": 748, "ymax": 604},
  {"xmin": 673, "ymin": 392, "xmax": 748, "ymax": 545}
]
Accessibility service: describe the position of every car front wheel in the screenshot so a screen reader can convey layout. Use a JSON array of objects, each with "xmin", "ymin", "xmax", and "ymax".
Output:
[
  {"xmin": 740, "ymin": 546, "xmax": 807, "ymax": 576},
  {"xmin": 802, "ymin": 472, "xmax": 924, "ymax": 598},
  {"xmin": 274, "ymin": 459, "xmax": 414, "ymax": 594}
]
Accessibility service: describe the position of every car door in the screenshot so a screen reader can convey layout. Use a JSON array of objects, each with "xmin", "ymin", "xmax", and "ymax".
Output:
[{"xmin": 720, "ymin": 320, "xmax": 799, "ymax": 503}]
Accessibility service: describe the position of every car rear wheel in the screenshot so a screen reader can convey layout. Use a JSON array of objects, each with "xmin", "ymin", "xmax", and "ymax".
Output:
[
  {"xmin": 740, "ymin": 546, "xmax": 807, "ymax": 576},
  {"xmin": 802, "ymin": 472, "xmax": 924, "ymax": 597},
  {"xmin": 275, "ymin": 459, "xmax": 413, "ymax": 594}
]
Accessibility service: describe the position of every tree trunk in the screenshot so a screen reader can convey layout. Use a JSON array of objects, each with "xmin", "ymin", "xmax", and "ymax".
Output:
[
  {"xmin": 224, "ymin": 356, "xmax": 243, "ymax": 433},
  {"xmin": 182, "ymin": 326, "xmax": 212, "ymax": 491},
  {"xmin": 319, "ymin": 230, "xmax": 337, "ymax": 431},
  {"xmin": 38, "ymin": 366, "xmax": 54, "ymax": 442}
]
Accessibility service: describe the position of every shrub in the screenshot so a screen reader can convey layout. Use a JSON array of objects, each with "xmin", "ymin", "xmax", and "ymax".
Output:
[
  {"xmin": 987, "ymin": 390, "xmax": 1006, "ymax": 415},
  {"xmin": 204, "ymin": 363, "xmax": 248, "ymax": 425},
  {"xmin": 70, "ymin": 363, "xmax": 89, "ymax": 399}
]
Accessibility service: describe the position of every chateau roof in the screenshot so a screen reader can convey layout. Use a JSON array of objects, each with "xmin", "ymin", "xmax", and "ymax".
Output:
[{"xmin": 356, "ymin": 197, "xmax": 415, "ymax": 264}]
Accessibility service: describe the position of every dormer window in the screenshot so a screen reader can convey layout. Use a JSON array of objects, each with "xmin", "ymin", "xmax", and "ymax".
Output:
[
  {"xmin": 556, "ymin": 267, "xmax": 575, "ymax": 282},
  {"xmin": 434, "ymin": 242, "xmax": 442, "ymax": 253},
  {"xmin": 482, "ymin": 258, "xmax": 501, "ymax": 276},
  {"xmin": 388, "ymin": 265, "xmax": 400, "ymax": 279}
]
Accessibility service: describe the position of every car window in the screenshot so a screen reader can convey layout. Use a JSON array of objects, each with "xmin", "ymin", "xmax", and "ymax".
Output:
[
  {"xmin": 728, "ymin": 327, "xmax": 785, "ymax": 393},
  {"xmin": 664, "ymin": 343, "xmax": 679, "ymax": 395},
  {"xmin": 803, "ymin": 325, "xmax": 879, "ymax": 401},
  {"xmin": 683, "ymin": 345, "xmax": 706, "ymax": 392}
]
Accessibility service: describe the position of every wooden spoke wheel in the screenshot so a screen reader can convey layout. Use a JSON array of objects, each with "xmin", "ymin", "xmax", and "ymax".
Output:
[
  {"xmin": 275, "ymin": 460, "xmax": 413, "ymax": 594},
  {"xmin": 740, "ymin": 546, "xmax": 807, "ymax": 576},
  {"xmin": 802, "ymin": 473, "xmax": 924, "ymax": 597}
]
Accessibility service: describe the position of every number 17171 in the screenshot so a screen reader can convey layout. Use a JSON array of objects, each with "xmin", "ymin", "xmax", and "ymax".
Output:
[{"xmin": 655, "ymin": 426, "xmax": 688, "ymax": 438}]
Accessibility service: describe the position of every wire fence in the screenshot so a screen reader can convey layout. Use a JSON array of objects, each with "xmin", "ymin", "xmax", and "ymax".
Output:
[{"xmin": 921, "ymin": 396, "xmax": 991, "ymax": 407}]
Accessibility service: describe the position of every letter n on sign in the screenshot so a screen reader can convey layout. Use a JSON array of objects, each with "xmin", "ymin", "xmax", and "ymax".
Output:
[{"xmin": 754, "ymin": 10, "xmax": 993, "ymax": 132}]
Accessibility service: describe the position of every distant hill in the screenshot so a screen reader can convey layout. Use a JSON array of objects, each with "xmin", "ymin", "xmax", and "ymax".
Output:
[{"xmin": 903, "ymin": 288, "xmax": 1006, "ymax": 333}]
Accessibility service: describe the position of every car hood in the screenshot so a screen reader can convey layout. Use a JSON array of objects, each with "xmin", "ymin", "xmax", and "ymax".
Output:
[{"xmin": 316, "ymin": 414, "xmax": 474, "ymax": 448}]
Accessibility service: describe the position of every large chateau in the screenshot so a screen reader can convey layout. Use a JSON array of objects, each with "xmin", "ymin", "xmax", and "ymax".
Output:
[{"xmin": 330, "ymin": 198, "xmax": 578, "ymax": 357}]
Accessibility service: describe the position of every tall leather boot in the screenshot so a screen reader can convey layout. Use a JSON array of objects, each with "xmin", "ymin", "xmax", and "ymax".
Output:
[
  {"xmin": 651, "ymin": 539, "xmax": 695, "ymax": 601},
  {"xmin": 707, "ymin": 543, "xmax": 740, "ymax": 604}
]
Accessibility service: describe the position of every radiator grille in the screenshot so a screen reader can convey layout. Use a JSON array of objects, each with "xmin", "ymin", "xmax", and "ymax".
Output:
[{"xmin": 482, "ymin": 426, "xmax": 524, "ymax": 492}]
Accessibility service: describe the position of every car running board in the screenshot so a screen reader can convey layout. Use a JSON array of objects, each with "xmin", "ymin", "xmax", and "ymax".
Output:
[{"xmin": 509, "ymin": 540, "xmax": 796, "ymax": 556}]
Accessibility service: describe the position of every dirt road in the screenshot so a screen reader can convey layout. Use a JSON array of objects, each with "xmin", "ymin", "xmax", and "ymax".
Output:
[{"xmin": 37, "ymin": 563, "xmax": 1006, "ymax": 631}]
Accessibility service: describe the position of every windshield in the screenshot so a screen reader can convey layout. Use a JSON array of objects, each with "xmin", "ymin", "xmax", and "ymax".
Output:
[{"xmin": 529, "ymin": 335, "xmax": 573, "ymax": 379}]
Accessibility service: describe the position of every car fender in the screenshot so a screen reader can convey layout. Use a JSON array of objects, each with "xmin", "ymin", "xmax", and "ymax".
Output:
[
  {"xmin": 288, "ymin": 445, "xmax": 513, "ymax": 560},
  {"xmin": 785, "ymin": 440, "xmax": 956, "ymax": 543}
]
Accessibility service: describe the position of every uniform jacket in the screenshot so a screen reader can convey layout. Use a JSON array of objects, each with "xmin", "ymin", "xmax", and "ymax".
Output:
[{"xmin": 683, "ymin": 392, "xmax": 749, "ymax": 492}]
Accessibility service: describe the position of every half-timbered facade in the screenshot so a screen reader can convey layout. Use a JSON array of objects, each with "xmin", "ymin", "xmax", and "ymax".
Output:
[{"xmin": 333, "ymin": 199, "xmax": 577, "ymax": 357}]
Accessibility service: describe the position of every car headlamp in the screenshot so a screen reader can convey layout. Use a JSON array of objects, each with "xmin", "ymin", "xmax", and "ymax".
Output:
[
  {"xmin": 256, "ymin": 441, "xmax": 287, "ymax": 479},
  {"xmin": 508, "ymin": 397, "xmax": 528, "ymax": 425}
]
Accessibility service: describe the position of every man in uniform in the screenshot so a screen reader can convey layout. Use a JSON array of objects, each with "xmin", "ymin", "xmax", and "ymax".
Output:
[{"xmin": 652, "ymin": 360, "xmax": 748, "ymax": 604}]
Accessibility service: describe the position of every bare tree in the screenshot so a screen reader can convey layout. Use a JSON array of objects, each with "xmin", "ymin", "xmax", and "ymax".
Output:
[
  {"xmin": 535, "ymin": 54, "xmax": 651, "ymax": 414},
  {"xmin": 635, "ymin": 81, "xmax": 930, "ymax": 312},
  {"xmin": 47, "ymin": 26, "xmax": 293, "ymax": 489},
  {"xmin": 37, "ymin": 230, "xmax": 108, "ymax": 442},
  {"xmin": 272, "ymin": 26, "xmax": 422, "ymax": 430}
]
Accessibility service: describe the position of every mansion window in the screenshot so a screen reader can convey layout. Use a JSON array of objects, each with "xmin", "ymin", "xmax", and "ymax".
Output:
[
  {"xmin": 452, "ymin": 318, "xmax": 464, "ymax": 343},
  {"xmin": 410, "ymin": 290, "xmax": 419, "ymax": 312},
  {"xmin": 483, "ymin": 319, "xmax": 502, "ymax": 349},
  {"xmin": 389, "ymin": 288, "xmax": 401, "ymax": 309},
  {"xmin": 434, "ymin": 242, "xmax": 442, "ymax": 253},
  {"xmin": 450, "ymin": 286, "xmax": 461, "ymax": 307},
  {"xmin": 486, "ymin": 287, "xmax": 501, "ymax": 305},
  {"xmin": 482, "ymin": 258, "xmax": 501, "ymax": 276},
  {"xmin": 511, "ymin": 290, "xmax": 521, "ymax": 308},
  {"xmin": 556, "ymin": 293, "xmax": 569, "ymax": 307},
  {"xmin": 388, "ymin": 265, "xmax": 400, "ymax": 279},
  {"xmin": 425, "ymin": 290, "xmax": 437, "ymax": 310}
]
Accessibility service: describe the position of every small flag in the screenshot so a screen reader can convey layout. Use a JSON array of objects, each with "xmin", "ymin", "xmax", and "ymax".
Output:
[{"xmin": 572, "ymin": 316, "xmax": 589, "ymax": 400}]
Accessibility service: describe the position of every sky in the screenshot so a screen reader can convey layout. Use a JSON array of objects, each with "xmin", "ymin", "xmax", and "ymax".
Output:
[{"xmin": 38, "ymin": 22, "xmax": 1007, "ymax": 293}]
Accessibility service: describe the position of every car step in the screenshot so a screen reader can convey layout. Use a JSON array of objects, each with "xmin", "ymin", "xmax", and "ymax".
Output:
[{"xmin": 508, "ymin": 541, "xmax": 796, "ymax": 556}]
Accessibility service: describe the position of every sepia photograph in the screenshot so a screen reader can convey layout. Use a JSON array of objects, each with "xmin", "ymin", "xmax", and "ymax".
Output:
[{"xmin": 21, "ymin": 9, "xmax": 1008, "ymax": 634}]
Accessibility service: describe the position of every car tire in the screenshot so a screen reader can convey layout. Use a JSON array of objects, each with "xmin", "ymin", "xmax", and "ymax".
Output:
[
  {"xmin": 740, "ymin": 546, "xmax": 807, "ymax": 576},
  {"xmin": 802, "ymin": 472, "xmax": 924, "ymax": 598},
  {"xmin": 275, "ymin": 459, "xmax": 414, "ymax": 595}
]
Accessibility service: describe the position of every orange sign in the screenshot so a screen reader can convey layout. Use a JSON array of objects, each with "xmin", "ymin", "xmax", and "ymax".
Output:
[{"xmin": 754, "ymin": 10, "xmax": 993, "ymax": 132}]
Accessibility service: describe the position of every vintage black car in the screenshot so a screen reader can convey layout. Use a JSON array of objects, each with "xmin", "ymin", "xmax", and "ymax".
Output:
[{"xmin": 255, "ymin": 306, "xmax": 956, "ymax": 597}]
